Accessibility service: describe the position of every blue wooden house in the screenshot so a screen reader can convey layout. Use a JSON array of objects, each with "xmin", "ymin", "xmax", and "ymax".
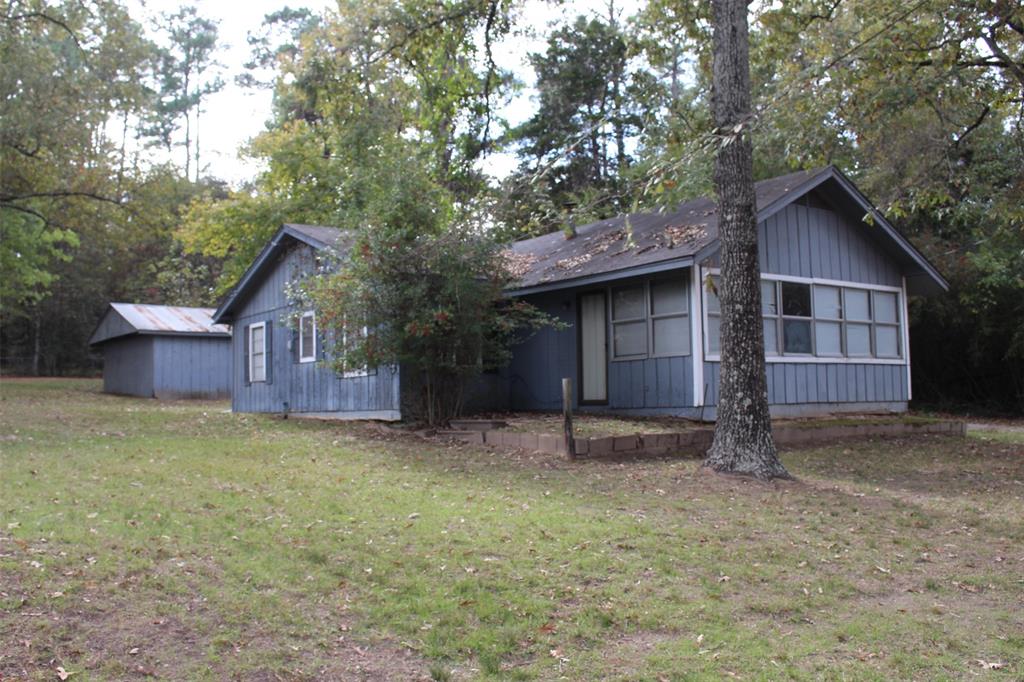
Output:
[
  {"xmin": 212, "ymin": 225, "xmax": 403, "ymax": 419},
  {"xmin": 89, "ymin": 303, "xmax": 231, "ymax": 399},
  {"xmin": 213, "ymin": 166, "xmax": 947, "ymax": 420}
]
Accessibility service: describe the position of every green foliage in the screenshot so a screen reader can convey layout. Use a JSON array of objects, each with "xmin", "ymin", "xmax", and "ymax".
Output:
[
  {"xmin": 183, "ymin": 0, "xmax": 515, "ymax": 288},
  {"xmin": 145, "ymin": 5, "xmax": 225, "ymax": 180},
  {"xmin": 495, "ymin": 12, "xmax": 657, "ymax": 238},
  {"xmin": 301, "ymin": 219, "xmax": 561, "ymax": 425},
  {"xmin": 1, "ymin": 2, "xmax": 227, "ymax": 374}
]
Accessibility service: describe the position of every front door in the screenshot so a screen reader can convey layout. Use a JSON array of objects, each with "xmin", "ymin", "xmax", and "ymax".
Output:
[{"xmin": 579, "ymin": 292, "xmax": 608, "ymax": 403}]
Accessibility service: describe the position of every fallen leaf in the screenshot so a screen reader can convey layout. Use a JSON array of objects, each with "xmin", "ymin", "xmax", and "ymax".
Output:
[
  {"xmin": 976, "ymin": 659, "xmax": 1004, "ymax": 670},
  {"xmin": 56, "ymin": 666, "xmax": 74, "ymax": 680}
]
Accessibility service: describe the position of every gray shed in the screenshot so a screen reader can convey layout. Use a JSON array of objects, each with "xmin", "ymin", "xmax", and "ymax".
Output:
[{"xmin": 89, "ymin": 303, "xmax": 232, "ymax": 399}]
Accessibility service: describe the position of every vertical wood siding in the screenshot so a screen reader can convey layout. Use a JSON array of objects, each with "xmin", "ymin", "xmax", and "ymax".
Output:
[
  {"xmin": 702, "ymin": 361, "xmax": 908, "ymax": 406},
  {"xmin": 506, "ymin": 289, "xmax": 694, "ymax": 411},
  {"xmin": 101, "ymin": 337, "xmax": 154, "ymax": 397},
  {"xmin": 699, "ymin": 193, "xmax": 909, "ymax": 412},
  {"xmin": 230, "ymin": 243, "xmax": 401, "ymax": 415},
  {"xmin": 152, "ymin": 336, "xmax": 231, "ymax": 399},
  {"xmin": 759, "ymin": 200, "xmax": 902, "ymax": 285},
  {"xmin": 508, "ymin": 292, "xmax": 577, "ymax": 410}
]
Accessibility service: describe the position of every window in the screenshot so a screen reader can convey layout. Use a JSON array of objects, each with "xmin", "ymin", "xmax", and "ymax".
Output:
[
  {"xmin": 611, "ymin": 279, "xmax": 690, "ymax": 360},
  {"xmin": 780, "ymin": 281, "xmax": 812, "ymax": 354},
  {"xmin": 844, "ymin": 288, "xmax": 872, "ymax": 357},
  {"xmin": 611, "ymin": 285, "xmax": 647, "ymax": 358},
  {"xmin": 706, "ymin": 277, "xmax": 777, "ymax": 355},
  {"xmin": 813, "ymin": 285, "xmax": 842, "ymax": 356},
  {"xmin": 761, "ymin": 280, "xmax": 779, "ymax": 355},
  {"xmin": 706, "ymin": 274, "xmax": 902, "ymax": 361},
  {"xmin": 650, "ymin": 279, "xmax": 690, "ymax": 356},
  {"xmin": 249, "ymin": 322, "xmax": 267, "ymax": 382},
  {"xmin": 873, "ymin": 291, "xmax": 900, "ymax": 357},
  {"xmin": 299, "ymin": 311, "xmax": 316, "ymax": 362},
  {"xmin": 341, "ymin": 322, "xmax": 370, "ymax": 378}
]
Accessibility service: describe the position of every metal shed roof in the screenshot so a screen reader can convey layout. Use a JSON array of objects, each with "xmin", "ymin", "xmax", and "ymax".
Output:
[{"xmin": 90, "ymin": 303, "xmax": 230, "ymax": 346}]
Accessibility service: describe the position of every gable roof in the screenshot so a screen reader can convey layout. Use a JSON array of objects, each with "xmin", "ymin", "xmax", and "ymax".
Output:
[
  {"xmin": 506, "ymin": 165, "xmax": 948, "ymax": 296},
  {"xmin": 89, "ymin": 303, "xmax": 230, "ymax": 346},
  {"xmin": 212, "ymin": 223, "xmax": 351, "ymax": 324}
]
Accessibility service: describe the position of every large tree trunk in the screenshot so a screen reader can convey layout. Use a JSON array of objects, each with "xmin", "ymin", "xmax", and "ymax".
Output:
[{"xmin": 704, "ymin": 0, "xmax": 789, "ymax": 480}]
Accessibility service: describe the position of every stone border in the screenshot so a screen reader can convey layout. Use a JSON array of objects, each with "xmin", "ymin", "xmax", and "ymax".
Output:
[{"xmin": 449, "ymin": 420, "xmax": 966, "ymax": 458}]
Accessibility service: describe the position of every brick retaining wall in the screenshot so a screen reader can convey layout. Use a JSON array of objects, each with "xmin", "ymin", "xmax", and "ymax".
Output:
[{"xmin": 451, "ymin": 420, "xmax": 966, "ymax": 458}]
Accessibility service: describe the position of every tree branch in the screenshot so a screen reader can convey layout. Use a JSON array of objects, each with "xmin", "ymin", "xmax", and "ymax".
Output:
[
  {"xmin": 982, "ymin": 30, "xmax": 1024, "ymax": 90},
  {"xmin": 954, "ymin": 105, "xmax": 991, "ymax": 148},
  {"xmin": 4, "ymin": 11, "xmax": 84, "ymax": 52},
  {"xmin": 0, "ymin": 190, "xmax": 122, "ymax": 205}
]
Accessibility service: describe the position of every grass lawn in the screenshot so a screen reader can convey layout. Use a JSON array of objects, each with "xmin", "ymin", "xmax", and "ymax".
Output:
[{"xmin": 1, "ymin": 379, "xmax": 1022, "ymax": 680}]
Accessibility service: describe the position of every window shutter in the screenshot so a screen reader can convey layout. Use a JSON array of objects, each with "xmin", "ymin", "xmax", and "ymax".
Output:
[
  {"xmin": 242, "ymin": 325, "xmax": 251, "ymax": 386},
  {"xmin": 265, "ymin": 320, "xmax": 274, "ymax": 385},
  {"xmin": 292, "ymin": 324, "xmax": 300, "ymax": 364}
]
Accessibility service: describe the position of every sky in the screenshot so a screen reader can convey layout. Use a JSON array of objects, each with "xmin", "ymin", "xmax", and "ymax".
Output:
[{"xmin": 128, "ymin": 0, "xmax": 641, "ymax": 186}]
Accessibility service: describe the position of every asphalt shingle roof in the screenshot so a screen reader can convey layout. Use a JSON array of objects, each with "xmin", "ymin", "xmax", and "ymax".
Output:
[{"xmin": 506, "ymin": 167, "xmax": 827, "ymax": 291}]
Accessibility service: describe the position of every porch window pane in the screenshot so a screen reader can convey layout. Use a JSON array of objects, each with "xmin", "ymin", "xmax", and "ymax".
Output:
[
  {"xmin": 875, "ymin": 325, "xmax": 900, "ymax": 357},
  {"xmin": 613, "ymin": 320, "xmax": 646, "ymax": 357},
  {"xmin": 763, "ymin": 318, "xmax": 778, "ymax": 354},
  {"xmin": 651, "ymin": 279, "xmax": 686, "ymax": 315},
  {"xmin": 815, "ymin": 321, "xmax": 842, "ymax": 355},
  {"xmin": 612, "ymin": 286, "xmax": 645, "ymax": 320},
  {"xmin": 846, "ymin": 323, "xmax": 871, "ymax": 356},
  {"xmin": 783, "ymin": 319, "xmax": 812, "ymax": 354},
  {"xmin": 814, "ymin": 285, "xmax": 842, "ymax": 319},
  {"xmin": 761, "ymin": 281, "xmax": 777, "ymax": 315},
  {"xmin": 707, "ymin": 315, "xmax": 721, "ymax": 354},
  {"xmin": 781, "ymin": 282, "xmax": 811, "ymax": 317},
  {"xmin": 706, "ymin": 278, "xmax": 721, "ymax": 314},
  {"xmin": 845, "ymin": 289, "xmax": 870, "ymax": 321},
  {"xmin": 653, "ymin": 316, "xmax": 689, "ymax": 356},
  {"xmin": 874, "ymin": 291, "xmax": 898, "ymax": 323}
]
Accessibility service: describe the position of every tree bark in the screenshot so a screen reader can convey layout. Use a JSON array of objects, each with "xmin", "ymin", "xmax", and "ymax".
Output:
[{"xmin": 704, "ymin": 0, "xmax": 789, "ymax": 480}]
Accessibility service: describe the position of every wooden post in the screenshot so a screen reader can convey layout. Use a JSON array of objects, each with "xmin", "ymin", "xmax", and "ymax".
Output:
[{"xmin": 562, "ymin": 377, "xmax": 576, "ymax": 460}]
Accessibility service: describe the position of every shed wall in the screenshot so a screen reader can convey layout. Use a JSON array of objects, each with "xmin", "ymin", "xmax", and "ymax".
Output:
[
  {"xmin": 152, "ymin": 336, "xmax": 231, "ymax": 399},
  {"xmin": 230, "ymin": 243, "xmax": 401, "ymax": 417},
  {"xmin": 101, "ymin": 336, "xmax": 154, "ymax": 397}
]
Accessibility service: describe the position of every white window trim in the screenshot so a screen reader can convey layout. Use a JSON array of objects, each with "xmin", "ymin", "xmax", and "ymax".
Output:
[
  {"xmin": 342, "ymin": 325, "xmax": 370, "ymax": 378},
  {"xmin": 299, "ymin": 310, "xmax": 316, "ymax": 363},
  {"xmin": 249, "ymin": 321, "xmax": 267, "ymax": 383},
  {"xmin": 702, "ymin": 269, "xmax": 908, "ymax": 365}
]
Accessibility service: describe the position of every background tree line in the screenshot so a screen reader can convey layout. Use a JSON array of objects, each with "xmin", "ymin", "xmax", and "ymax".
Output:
[{"xmin": 2, "ymin": 0, "xmax": 1021, "ymax": 413}]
